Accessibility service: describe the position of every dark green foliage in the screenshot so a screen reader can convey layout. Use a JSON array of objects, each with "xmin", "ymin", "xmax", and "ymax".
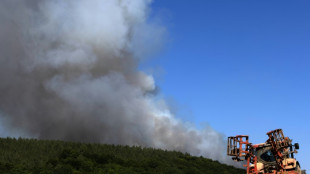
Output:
[{"xmin": 0, "ymin": 137, "xmax": 245, "ymax": 174}]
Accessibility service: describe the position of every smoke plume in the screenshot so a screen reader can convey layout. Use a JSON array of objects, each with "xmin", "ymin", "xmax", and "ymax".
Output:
[{"xmin": 0, "ymin": 0, "xmax": 236, "ymax": 165}]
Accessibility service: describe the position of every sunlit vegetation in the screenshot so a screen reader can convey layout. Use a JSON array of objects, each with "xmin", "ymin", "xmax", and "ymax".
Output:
[{"xmin": 0, "ymin": 137, "xmax": 245, "ymax": 174}]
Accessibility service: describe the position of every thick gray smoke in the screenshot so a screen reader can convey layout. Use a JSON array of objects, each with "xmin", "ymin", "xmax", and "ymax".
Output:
[{"xmin": 0, "ymin": 0, "xmax": 237, "ymax": 165}]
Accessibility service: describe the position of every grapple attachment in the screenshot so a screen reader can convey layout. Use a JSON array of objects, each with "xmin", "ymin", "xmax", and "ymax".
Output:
[
  {"xmin": 227, "ymin": 135, "xmax": 251, "ymax": 161},
  {"xmin": 267, "ymin": 129, "xmax": 291, "ymax": 150},
  {"xmin": 267, "ymin": 129, "xmax": 292, "ymax": 169}
]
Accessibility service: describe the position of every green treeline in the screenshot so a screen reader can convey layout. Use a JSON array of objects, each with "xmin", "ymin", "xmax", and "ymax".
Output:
[{"xmin": 0, "ymin": 137, "xmax": 245, "ymax": 174}]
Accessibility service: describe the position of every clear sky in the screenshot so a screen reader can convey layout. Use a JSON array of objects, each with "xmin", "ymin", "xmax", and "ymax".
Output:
[{"xmin": 147, "ymin": 0, "xmax": 310, "ymax": 170}]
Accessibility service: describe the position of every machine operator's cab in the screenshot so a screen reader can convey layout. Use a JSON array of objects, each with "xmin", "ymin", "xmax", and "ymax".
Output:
[{"xmin": 252, "ymin": 145, "xmax": 301, "ymax": 173}]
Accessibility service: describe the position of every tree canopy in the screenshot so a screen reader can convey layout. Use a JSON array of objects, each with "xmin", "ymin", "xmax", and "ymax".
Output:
[{"xmin": 0, "ymin": 137, "xmax": 245, "ymax": 174}]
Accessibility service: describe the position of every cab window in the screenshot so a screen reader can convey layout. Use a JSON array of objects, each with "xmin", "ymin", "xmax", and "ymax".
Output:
[{"xmin": 260, "ymin": 150, "xmax": 275, "ymax": 162}]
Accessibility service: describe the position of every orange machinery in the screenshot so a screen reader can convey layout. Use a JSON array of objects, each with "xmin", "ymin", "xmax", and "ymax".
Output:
[{"xmin": 227, "ymin": 129, "xmax": 305, "ymax": 174}]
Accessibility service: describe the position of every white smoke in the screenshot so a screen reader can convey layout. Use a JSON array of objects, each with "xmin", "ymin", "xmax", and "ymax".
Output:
[{"xmin": 0, "ymin": 0, "xmax": 238, "ymax": 166}]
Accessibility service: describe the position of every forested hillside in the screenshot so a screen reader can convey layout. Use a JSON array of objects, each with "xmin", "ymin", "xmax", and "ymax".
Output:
[{"xmin": 0, "ymin": 137, "xmax": 245, "ymax": 174}]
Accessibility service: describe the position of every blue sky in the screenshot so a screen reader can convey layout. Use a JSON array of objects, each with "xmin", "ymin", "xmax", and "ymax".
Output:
[{"xmin": 146, "ymin": 0, "xmax": 310, "ymax": 170}]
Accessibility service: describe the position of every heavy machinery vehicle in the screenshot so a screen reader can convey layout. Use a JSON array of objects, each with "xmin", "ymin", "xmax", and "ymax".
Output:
[{"xmin": 227, "ymin": 129, "xmax": 305, "ymax": 174}]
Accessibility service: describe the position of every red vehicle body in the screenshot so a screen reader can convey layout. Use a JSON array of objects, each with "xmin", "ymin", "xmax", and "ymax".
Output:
[{"xmin": 227, "ymin": 129, "xmax": 305, "ymax": 174}]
